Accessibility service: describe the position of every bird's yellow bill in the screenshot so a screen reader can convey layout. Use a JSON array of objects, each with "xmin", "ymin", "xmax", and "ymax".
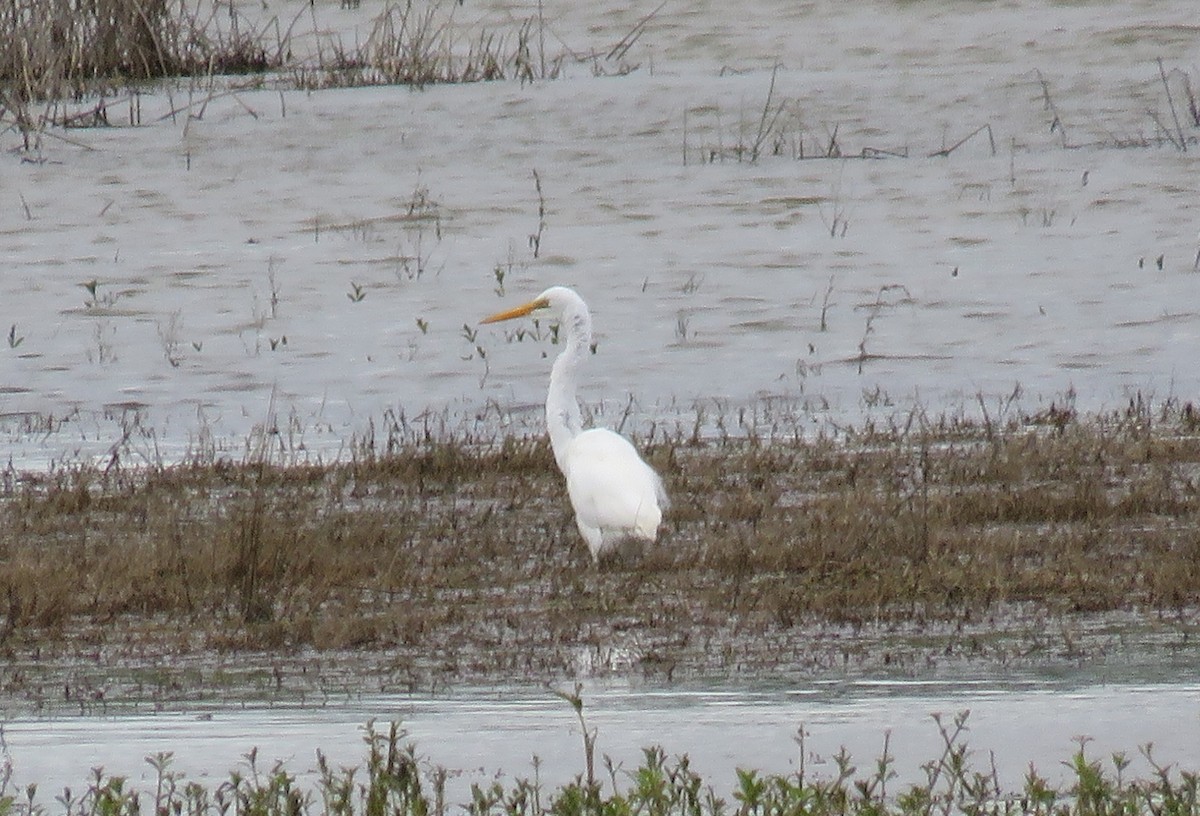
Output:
[{"xmin": 480, "ymin": 296, "xmax": 549, "ymax": 324}]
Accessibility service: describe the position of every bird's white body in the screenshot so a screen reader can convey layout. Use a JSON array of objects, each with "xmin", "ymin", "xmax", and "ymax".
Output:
[
  {"xmin": 482, "ymin": 286, "xmax": 667, "ymax": 560},
  {"xmin": 562, "ymin": 427, "xmax": 666, "ymax": 557}
]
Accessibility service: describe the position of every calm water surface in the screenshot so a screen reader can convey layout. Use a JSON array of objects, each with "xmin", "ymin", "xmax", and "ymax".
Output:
[
  {"xmin": 3, "ymin": 1, "xmax": 1199, "ymax": 468},
  {"xmin": 6, "ymin": 680, "xmax": 1200, "ymax": 801}
]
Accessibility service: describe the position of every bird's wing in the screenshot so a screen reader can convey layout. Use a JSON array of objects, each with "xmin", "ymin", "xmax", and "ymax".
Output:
[{"xmin": 564, "ymin": 428, "xmax": 664, "ymax": 539}]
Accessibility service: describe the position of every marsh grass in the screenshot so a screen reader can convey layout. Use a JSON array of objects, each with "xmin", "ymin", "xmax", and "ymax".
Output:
[
  {"xmin": 2, "ymin": 711, "xmax": 1199, "ymax": 816},
  {"xmin": 1, "ymin": 400, "xmax": 1200, "ymax": 703},
  {"xmin": 0, "ymin": 0, "xmax": 613, "ymax": 105},
  {"xmin": 686, "ymin": 64, "xmax": 1200, "ymax": 166},
  {"xmin": 0, "ymin": 0, "xmax": 281, "ymax": 102},
  {"xmin": 290, "ymin": 2, "xmax": 552, "ymax": 92},
  {"xmin": 0, "ymin": 0, "xmax": 628, "ymax": 154}
]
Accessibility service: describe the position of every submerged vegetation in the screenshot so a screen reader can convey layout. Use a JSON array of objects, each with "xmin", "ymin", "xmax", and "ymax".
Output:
[
  {"xmin": 2, "ymin": 400, "xmax": 1200, "ymax": 707},
  {"xmin": 3, "ymin": 710, "xmax": 1200, "ymax": 816}
]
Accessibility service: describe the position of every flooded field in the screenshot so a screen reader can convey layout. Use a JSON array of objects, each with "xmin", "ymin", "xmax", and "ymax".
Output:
[
  {"xmin": 3, "ymin": 0, "xmax": 1200, "ymax": 802},
  {"xmin": 2, "ymin": 0, "xmax": 1199, "ymax": 468},
  {"xmin": 5, "ymin": 679, "xmax": 1200, "ymax": 804}
]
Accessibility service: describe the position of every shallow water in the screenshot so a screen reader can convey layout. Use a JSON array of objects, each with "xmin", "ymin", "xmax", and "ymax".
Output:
[
  {"xmin": 5, "ymin": 679, "xmax": 1200, "ymax": 801},
  {"xmin": 2, "ymin": 0, "xmax": 1199, "ymax": 468}
]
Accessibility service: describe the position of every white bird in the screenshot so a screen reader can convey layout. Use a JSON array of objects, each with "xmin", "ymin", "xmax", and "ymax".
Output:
[{"xmin": 481, "ymin": 286, "xmax": 668, "ymax": 561}]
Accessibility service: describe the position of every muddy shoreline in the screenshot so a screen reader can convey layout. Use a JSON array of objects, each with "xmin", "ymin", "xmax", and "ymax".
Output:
[{"xmin": 3, "ymin": 605, "xmax": 1198, "ymax": 719}]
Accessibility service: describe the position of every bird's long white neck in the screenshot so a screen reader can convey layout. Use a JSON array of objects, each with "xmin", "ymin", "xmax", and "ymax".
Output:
[{"xmin": 545, "ymin": 297, "xmax": 591, "ymax": 474}]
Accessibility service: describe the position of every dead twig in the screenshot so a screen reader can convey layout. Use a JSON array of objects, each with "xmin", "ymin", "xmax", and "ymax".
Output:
[
  {"xmin": 1157, "ymin": 57, "xmax": 1187, "ymax": 152},
  {"xmin": 750, "ymin": 63, "xmax": 786, "ymax": 162},
  {"xmin": 606, "ymin": 0, "xmax": 669, "ymax": 62},
  {"xmin": 825, "ymin": 123, "xmax": 841, "ymax": 158},
  {"xmin": 156, "ymin": 78, "xmax": 266, "ymax": 122},
  {"xmin": 928, "ymin": 123, "xmax": 996, "ymax": 158},
  {"xmin": 1034, "ymin": 69, "xmax": 1068, "ymax": 148}
]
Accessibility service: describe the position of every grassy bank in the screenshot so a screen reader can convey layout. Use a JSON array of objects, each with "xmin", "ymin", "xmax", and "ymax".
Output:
[
  {"xmin": 3, "ymin": 710, "xmax": 1199, "ymax": 816},
  {"xmin": 2, "ymin": 402, "xmax": 1200, "ymax": 706}
]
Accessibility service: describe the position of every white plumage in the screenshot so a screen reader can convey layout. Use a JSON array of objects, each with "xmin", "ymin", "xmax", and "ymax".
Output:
[{"xmin": 482, "ymin": 286, "xmax": 667, "ymax": 560}]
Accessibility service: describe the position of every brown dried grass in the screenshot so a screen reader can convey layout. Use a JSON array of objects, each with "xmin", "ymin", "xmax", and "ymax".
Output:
[
  {"xmin": 0, "ymin": 0, "xmax": 558, "ymax": 104},
  {"xmin": 2, "ymin": 404, "xmax": 1199, "ymax": 693},
  {"xmin": 0, "ymin": 0, "xmax": 280, "ymax": 101}
]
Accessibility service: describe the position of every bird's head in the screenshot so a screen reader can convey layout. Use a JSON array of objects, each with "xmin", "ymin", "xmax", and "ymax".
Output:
[{"xmin": 480, "ymin": 286, "xmax": 579, "ymax": 325}]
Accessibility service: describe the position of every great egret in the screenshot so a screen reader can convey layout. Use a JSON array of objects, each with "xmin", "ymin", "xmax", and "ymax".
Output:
[{"xmin": 481, "ymin": 286, "xmax": 668, "ymax": 561}]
